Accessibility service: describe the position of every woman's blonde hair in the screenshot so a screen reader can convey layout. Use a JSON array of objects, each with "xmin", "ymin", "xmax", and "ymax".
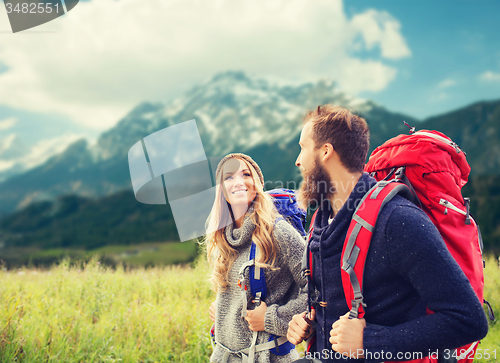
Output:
[{"xmin": 205, "ymin": 155, "xmax": 278, "ymax": 292}]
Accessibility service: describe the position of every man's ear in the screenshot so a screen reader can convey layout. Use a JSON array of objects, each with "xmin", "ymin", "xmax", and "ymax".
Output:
[{"xmin": 320, "ymin": 143, "xmax": 335, "ymax": 162}]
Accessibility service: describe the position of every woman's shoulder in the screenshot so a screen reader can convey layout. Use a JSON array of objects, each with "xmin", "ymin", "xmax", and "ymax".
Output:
[
  {"xmin": 272, "ymin": 218, "xmax": 306, "ymax": 247},
  {"xmin": 271, "ymin": 218, "xmax": 306, "ymax": 266}
]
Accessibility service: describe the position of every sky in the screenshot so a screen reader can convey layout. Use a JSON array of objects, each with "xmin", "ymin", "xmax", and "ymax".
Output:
[{"xmin": 0, "ymin": 0, "xmax": 499, "ymax": 174}]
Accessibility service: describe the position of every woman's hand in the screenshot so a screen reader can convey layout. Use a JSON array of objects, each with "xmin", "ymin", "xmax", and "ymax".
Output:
[
  {"xmin": 245, "ymin": 301, "xmax": 267, "ymax": 331},
  {"xmin": 209, "ymin": 301, "xmax": 216, "ymax": 323}
]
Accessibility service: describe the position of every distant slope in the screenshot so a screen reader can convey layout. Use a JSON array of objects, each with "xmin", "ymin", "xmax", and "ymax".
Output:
[
  {"xmin": 462, "ymin": 174, "xmax": 500, "ymax": 252},
  {"xmin": 418, "ymin": 99, "xmax": 500, "ymax": 175},
  {"xmin": 1, "ymin": 172, "xmax": 498, "ymax": 252},
  {"xmin": 0, "ymin": 191, "xmax": 177, "ymax": 250}
]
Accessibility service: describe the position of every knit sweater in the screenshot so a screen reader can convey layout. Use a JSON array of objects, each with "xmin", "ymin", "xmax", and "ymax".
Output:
[
  {"xmin": 210, "ymin": 215, "xmax": 308, "ymax": 363},
  {"xmin": 309, "ymin": 173, "xmax": 488, "ymax": 363}
]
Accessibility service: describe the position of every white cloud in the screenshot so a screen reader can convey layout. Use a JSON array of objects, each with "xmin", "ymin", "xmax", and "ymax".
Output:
[
  {"xmin": 335, "ymin": 58, "xmax": 398, "ymax": 94},
  {"xmin": 437, "ymin": 93, "xmax": 448, "ymax": 100},
  {"xmin": 437, "ymin": 79, "xmax": 457, "ymax": 89},
  {"xmin": 479, "ymin": 71, "xmax": 500, "ymax": 82},
  {"xmin": 0, "ymin": 0, "xmax": 410, "ymax": 131},
  {"xmin": 350, "ymin": 9, "xmax": 411, "ymax": 59},
  {"xmin": 429, "ymin": 92, "xmax": 449, "ymax": 103},
  {"xmin": 0, "ymin": 117, "xmax": 17, "ymax": 131}
]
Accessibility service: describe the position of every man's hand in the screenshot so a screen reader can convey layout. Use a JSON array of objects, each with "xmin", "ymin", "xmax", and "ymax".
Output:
[
  {"xmin": 287, "ymin": 309, "xmax": 316, "ymax": 345},
  {"xmin": 329, "ymin": 312, "xmax": 366, "ymax": 358},
  {"xmin": 209, "ymin": 301, "xmax": 216, "ymax": 323},
  {"xmin": 245, "ymin": 301, "xmax": 267, "ymax": 331}
]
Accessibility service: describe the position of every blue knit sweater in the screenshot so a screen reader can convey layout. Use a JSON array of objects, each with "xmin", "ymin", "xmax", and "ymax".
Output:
[{"xmin": 308, "ymin": 173, "xmax": 488, "ymax": 363}]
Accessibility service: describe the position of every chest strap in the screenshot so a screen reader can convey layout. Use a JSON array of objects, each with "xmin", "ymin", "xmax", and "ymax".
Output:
[{"xmin": 217, "ymin": 335, "xmax": 289, "ymax": 363}]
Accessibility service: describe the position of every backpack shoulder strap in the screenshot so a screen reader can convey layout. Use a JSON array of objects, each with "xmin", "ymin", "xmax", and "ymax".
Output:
[
  {"xmin": 248, "ymin": 242, "xmax": 267, "ymax": 305},
  {"xmin": 302, "ymin": 209, "xmax": 319, "ymax": 315},
  {"xmin": 341, "ymin": 181, "xmax": 411, "ymax": 319},
  {"xmin": 306, "ymin": 209, "xmax": 319, "ymax": 279},
  {"xmin": 244, "ymin": 216, "xmax": 285, "ymax": 307}
]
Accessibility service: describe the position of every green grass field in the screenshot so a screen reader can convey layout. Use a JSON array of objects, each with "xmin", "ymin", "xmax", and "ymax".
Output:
[
  {"xmin": 0, "ymin": 241, "xmax": 198, "ymax": 269},
  {"xmin": 0, "ymin": 255, "xmax": 499, "ymax": 362}
]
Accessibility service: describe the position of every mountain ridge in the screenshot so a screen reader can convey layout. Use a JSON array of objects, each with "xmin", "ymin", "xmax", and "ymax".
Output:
[{"xmin": 0, "ymin": 71, "xmax": 499, "ymax": 218}]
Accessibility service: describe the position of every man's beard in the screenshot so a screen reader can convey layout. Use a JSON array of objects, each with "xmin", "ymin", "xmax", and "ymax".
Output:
[{"xmin": 298, "ymin": 156, "xmax": 336, "ymax": 210}]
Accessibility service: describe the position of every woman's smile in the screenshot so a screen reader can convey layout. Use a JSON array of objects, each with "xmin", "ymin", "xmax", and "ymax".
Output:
[{"xmin": 222, "ymin": 158, "xmax": 256, "ymax": 207}]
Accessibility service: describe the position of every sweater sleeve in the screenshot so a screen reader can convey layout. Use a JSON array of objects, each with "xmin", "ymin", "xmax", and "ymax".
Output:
[
  {"xmin": 363, "ymin": 204, "xmax": 489, "ymax": 363},
  {"xmin": 264, "ymin": 220, "xmax": 308, "ymax": 337}
]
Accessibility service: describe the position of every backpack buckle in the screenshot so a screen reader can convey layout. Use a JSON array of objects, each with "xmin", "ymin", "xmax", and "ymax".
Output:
[
  {"xmin": 254, "ymin": 292, "xmax": 262, "ymax": 307},
  {"xmin": 349, "ymin": 298, "xmax": 366, "ymax": 319},
  {"xmin": 238, "ymin": 279, "xmax": 247, "ymax": 290},
  {"xmin": 351, "ymin": 297, "xmax": 367, "ymax": 308},
  {"xmin": 274, "ymin": 336, "xmax": 280, "ymax": 353},
  {"xmin": 350, "ymin": 297, "xmax": 367, "ymax": 317}
]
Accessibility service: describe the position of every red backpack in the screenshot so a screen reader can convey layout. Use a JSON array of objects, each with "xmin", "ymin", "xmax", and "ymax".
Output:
[{"xmin": 305, "ymin": 127, "xmax": 493, "ymax": 363}]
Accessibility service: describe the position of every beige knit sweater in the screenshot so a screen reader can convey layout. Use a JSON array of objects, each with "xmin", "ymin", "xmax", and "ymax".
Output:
[{"xmin": 210, "ymin": 215, "xmax": 308, "ymax": 363}]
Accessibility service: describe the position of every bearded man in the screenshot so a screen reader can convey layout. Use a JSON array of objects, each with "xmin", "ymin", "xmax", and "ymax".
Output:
[{"xmin": 286, "ymin": 105, "xmax": 488, "ymax": 363}]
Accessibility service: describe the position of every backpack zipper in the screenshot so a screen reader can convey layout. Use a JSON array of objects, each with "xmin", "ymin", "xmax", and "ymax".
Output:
[
  {"xmin": 439, "ymin": 198, "xmax": 466, "ymax": 216},
  {"xmin": 414, "ymin": 131, "xmax": 464, "ymax": 154}
]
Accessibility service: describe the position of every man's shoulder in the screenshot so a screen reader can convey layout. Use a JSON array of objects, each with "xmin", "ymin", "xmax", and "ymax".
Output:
[
  {"xmin": 376, "ymin": 195, "xmax": 433, "ymax": 232},
  {"xmin": 382, "ymin": 194, "xmax": 422, "ymax": 213}
]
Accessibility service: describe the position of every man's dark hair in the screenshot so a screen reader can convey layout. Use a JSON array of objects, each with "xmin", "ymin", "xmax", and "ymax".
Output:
[{"xmin": 303, "ymin": 105, "xmax": 370, "ymax": 173}]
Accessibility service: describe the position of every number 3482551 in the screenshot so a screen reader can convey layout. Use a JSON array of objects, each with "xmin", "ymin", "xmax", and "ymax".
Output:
[
  {"xmin": 5, "ymin": 2, "xmax": 61, "ymax": 14},
  {"xmin": 443, "ymin": 348, "xmax": 497, "ymax": 360}
]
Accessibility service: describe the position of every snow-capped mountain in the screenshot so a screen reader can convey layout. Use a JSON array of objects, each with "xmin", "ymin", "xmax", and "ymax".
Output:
[
  {"xmin": 92, "ymin": 71, "xmax": 353, "ymax": 161},
  {"xmin": 0, "ymin": 132, "xmax": 84, "ymax": 183},
  {"xmin": 169, "ymin": 71, "xmax": 352, "ymax": 155},
  {"xmin": 0, "ymin": 134, "xmax": 29, "ymax": 182},
  {"xmin": 0, "ymin": 71, "xmax": 412, "ymax": 216},
  {"xmin": 0, "ymin": 134, "xmax": 28, "ymax": 160}
]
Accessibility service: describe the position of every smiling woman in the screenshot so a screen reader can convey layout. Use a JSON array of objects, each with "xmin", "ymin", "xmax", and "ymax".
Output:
[
  {"xmin": 203, "ymin": 153, "xmax": 307, "ymax": 363},
  {"xmin": 221, "ymin": 158, "xmax": 258, "ymax": 227}
]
